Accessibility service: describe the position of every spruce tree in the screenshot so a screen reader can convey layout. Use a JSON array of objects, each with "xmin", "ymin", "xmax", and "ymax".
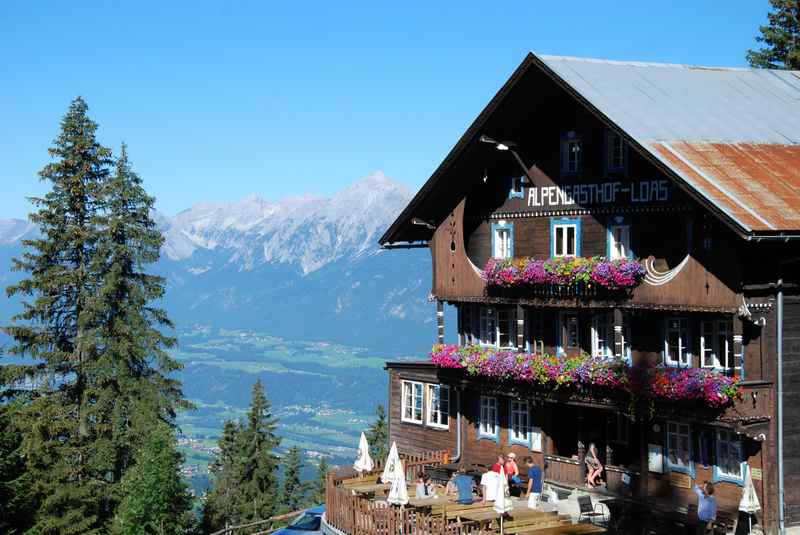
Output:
[
  {"xmin": 112, "ymin": 425, "xmax": 194, "ymax": 535},
  {"xmin": 4, "ymin": 96, "xmax": 114, "ymax": 534},
  {"xmin": 235, "ymin": 380, "xmax": 281, "ymax": 522},
  {"xmin": 0, "ymin": 402, "xmax": 34, "ymax": 534},
  {"xmin": 202, "ymin": 420, "xmax": 242, "ymax": 533},
  {"xmin": 747, "ymin": 0, "xmax": 800, "ymax": 69},
  {"xmin": 366, "ymin": 404, "xmax": 389, "ymax": 462},
  {"xmin": 279, "ymin": 446, "xmax": 306, "ymax": 514},
  {"xmin": 309, "ymin": 456, "xmax": 329, "ymax": 506}
]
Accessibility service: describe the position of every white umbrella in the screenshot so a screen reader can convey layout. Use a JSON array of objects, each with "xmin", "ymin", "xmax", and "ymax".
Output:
[
  {"xmin": 353, "ymin": 432, "xmax": 374, "ymax": 474},
  {"xmin": 739, "ymin": 466, "xmax": 761, "ymax": 533},
  {"xmin": 494, "ymin": 465, "xmax": 513, "ymax": 534},
  {"xmin": 387, "ymin": 459, "xmax": 409, "ymax": 506},
  {"xmin": 382, "ymin": 442, "xmax": 401, "ymax": 484}
]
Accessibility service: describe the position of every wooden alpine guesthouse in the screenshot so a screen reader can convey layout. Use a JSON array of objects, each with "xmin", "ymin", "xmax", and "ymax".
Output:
[{"xmin": 378, "ymin": 54, "xmax": 800, "ymax": 534}]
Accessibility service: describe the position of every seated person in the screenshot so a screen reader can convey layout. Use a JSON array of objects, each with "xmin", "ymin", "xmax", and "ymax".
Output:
[
  {"xmin": 445, "ymin": 472, "xmax": 458, "ymax": 497},
  {"xmin": 585, "ymin": 443, "xmax": 604, "ymax": 488},
  {"xmin": 415, "ymin": 471, "xmax": 431, "ymax": 499},
  {"xmin": 479, "ymin": 465, "xmax": 499, "ymax": 504},
  {"xmin": 453, "ymin": 465, "xmax": 475, "ymax": 504}
]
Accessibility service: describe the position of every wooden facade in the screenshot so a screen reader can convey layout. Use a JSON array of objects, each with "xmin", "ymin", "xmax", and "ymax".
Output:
[{"xmin": 379, "ymin": 54, "xmax": 800, "ymax": 534}]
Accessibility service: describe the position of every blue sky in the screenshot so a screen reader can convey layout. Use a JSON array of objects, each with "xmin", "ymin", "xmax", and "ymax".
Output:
[{"xmin": 0, "ymin": 1, "xmax": 769, "ymax": 218}]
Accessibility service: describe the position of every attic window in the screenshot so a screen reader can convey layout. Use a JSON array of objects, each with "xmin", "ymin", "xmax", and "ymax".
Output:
[
  {"xmin": 561, "ymin": 132, "xmax": 582, "ymax": 175},
  {"xmin": 606, "ymin": 130, "xmax": 626, "ymax": 173}
]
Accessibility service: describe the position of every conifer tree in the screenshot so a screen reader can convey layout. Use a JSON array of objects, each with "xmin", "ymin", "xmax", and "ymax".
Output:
[
  {"xmin": 366, "ymin": 404, "xmax": 389, "ymax": 461},
  {"xmin": 4, "ymin": 96, "xmax": 114, "ymax": 534},
  {"xmin": 279, "ymin": 446, "xmax": 306, "ymax": 514},
  {"xmin": 747, "ymin": 0, "xmax": 800, "ymax": 69},
  {"xmin": 308, "ymin": 456, "xmax": 329, "ymax": 506},
  {"xmin": 0, "ymin": 402, "xmax": 34, "ymax": 534},
  {"xmin": 202, "ymin": 420, "xmax": 241, "ymax": 533},
  {"xmin": 112, "ymin": 425, "xmax": 194, "ymax": 535}
]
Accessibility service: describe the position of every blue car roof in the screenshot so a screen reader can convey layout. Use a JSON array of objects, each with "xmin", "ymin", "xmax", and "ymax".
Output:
[{"xmin": 306, "ymin": 505, "xmax": 325, "ymax": 515}]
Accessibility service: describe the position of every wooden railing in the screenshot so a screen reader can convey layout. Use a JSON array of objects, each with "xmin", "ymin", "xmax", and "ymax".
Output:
[
  {"xmin": 543, "ymin": 455, "xmax": 583, "ymax": 487},
  {"xmin": 402, "ymin": 450, "xmax": 450, "ymax": 481},
  {"xmin": 325, "ymin": 476, "xmax": 491, "ymax": 535}
]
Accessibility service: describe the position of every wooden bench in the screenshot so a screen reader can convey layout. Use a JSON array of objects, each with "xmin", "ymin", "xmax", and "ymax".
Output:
[
  {"xmin": 503, "ymin": 511, "xmax": 566, "ymax": 534},
  {"xmin": 519, "ymin": 525, "xmax": 605, "ymax": 535},
  {"xmin": 444, "ymin": 502, "xmax": 494, "ymax": 522}
]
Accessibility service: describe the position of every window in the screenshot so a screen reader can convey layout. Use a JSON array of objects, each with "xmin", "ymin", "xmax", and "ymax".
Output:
[
  {"xmin": 427, "ymin": 384, "xmax": 450, "ymax": 429},
  {"xmin": 460, "ymin": 304, "xmax": 475, "ymax": 345},
  {"xmin": 666, "ymin": 421, "xmax": 692, "ymax": 473},
  {"xmin": 591, "ymin": 312, "xmax": 613, "ymax": 358},
  {"xmin": 606, "ymin": 130, "xmax": 626, "ymax": 172},
  {"xmin": 559, "ymin": 312, "xmax": 580, "ymax": 353},
  {"xmin": 665, "ymin": 318, "xmax": 690, "ymax": 367},
  {"xmin": 479, "ymin": 307, "xmax": 515, "ymax": 348},
  {"xmin": 552, "ymin": 218, "xmax": 580, "ymax": 257},
  {"xmin": 492, "ymin": 222, "xmax": 514, "ymax": 259},
  {"xmin": 509, "ymin": 176, "xmax": 525, "ymax": 199},
  {"xmin": 608, "ymin": 413, "xmax": 630, "ymax": 445},
  {"xmin": 561, "ymin": 133, "xmax": 582, "ymax": 174},
  {"xmin": 715, "ymin": 429, "xmax": 744, "ymax": 482},
  {"xmin": 401, "ymin": 381, "xmax": 423, "ymax": 424},
  {"xmin": 701, "ymin": 319, "xmax": 735, "ymax": 370},
  {"xmin": 479, "ymin": 396, "xmax": 498, "ymax": 439},
  {"xmin": 509, "ymin": 400, "xmax": 530, "ymax": 445},
  {"xmin": 526, "ymin": 310, "xmax": 544, "ymax": 355},
  {"xmin": 609, "ymin": 225, "xmax": 631, "ymax": 260}
]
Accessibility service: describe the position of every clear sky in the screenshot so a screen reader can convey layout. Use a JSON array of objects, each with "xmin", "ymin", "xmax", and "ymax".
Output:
[{"xmin": 0, "ymin": 0, "xmax": 769, "ymax": 219}]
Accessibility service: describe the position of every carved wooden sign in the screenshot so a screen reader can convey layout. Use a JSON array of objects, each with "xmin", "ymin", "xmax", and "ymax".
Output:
[
  {"xmin": 751, "ymin": 468, "xmax": 763, "ymax": 480},
  {"xmin": 668, "ymin": 472, "xmax": 692, "ymax": 489},
  {"xmin": 524, "ymin": 179, "xmax": 671, "ymax": 208}
]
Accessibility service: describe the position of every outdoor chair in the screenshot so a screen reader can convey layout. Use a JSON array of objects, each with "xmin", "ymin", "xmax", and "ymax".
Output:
[{"xmin": 577, "ymin": 494, "xmax": 607, "ymax": 525}]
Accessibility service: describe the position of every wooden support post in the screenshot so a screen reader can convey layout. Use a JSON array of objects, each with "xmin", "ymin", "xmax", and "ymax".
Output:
[
  {"xmin": 606, "ymin": 413, "xmax": 614, "ymax": 466},
  {"xmin": 436, "ymin": 299, "xmax": 444, "ymax": 344},
  {"xmin": 613, "ymin": 308, "xmax": 625, "ymax": 359},
  {"xmin": 577, "ymin": 414, "xmax": 587, "ymax": 483},
  {"xmin": 516, "ymin": 304, "xmax": 525, "ymax": 352}
]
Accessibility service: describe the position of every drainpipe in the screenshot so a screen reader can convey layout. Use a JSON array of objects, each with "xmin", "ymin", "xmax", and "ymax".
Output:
[
  {"xmin": 451, "ymin": 388, "xmax": 463, "ymax": 463},
  {"xmin": 777, "ymin": 278, "xmax": 785, "ymax": 534}
]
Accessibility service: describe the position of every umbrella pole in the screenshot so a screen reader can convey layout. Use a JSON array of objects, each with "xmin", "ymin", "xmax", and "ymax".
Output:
[{"xmin": 500, "ymin": 515, "xmax": 504, "ymax": 535}]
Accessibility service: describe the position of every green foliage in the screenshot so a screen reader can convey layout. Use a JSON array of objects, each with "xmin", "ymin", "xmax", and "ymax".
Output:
[
  {"xmin": 0, "ymin": 403, "xmax": 34, "ymax": 534},
  {"xmin": 112, "ymin": 426, "xmax": 194, "ymax": 535},
  {"xmin": 309, "ymin": 457, "xmax": 329, "ymax": 506},
  {"xmin": 366, "ymin": 404, "xmax": 389, "ymax": 462},
  {"xmin": 2, "ymin": 98, "xmax": 189, "ymax": 534},
  {"xmin": 202, "ymin": 380, "xmax": 281, "ymax": 532},
  {"xmin": 279, "ymin": 446, "xmax": 306, "ymax": 514},
  {"xmin": 747, "ymin": 0, "xmax": 800, "ymax": 69}
]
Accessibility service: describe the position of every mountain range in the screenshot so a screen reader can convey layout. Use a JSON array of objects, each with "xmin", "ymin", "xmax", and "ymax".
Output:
[{"xmin": 0, "ymin": 171, "xmax": 436, "ymax": 355}]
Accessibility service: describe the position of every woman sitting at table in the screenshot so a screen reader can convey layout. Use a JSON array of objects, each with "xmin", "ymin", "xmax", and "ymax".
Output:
[
  {"xmin": 585, "ymin": 443, "xmax": 604, "ymax": 488},
  {"xmin": 415, "ymin": 471, "xmax": 433, "ymax": 499}
]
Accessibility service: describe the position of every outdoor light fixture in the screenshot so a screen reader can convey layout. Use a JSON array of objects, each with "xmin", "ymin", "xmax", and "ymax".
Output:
[
  {"xmin": 411, "ymin": 217, "xmax": 436, "ymax": 230},
  {"xmin": 479, "ymin": 134, "xmax": 533, "ymax": 186}
]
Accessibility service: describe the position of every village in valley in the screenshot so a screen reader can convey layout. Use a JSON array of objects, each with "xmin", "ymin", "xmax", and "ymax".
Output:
[{"xmin": 1, "ymin": 2, "xmax": 799, "ymax": 535}]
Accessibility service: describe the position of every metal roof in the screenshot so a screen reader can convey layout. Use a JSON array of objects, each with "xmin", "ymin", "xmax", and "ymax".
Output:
[{"xmin": 539, "ymin": 55, "xmax": 800, "ymax": 233}]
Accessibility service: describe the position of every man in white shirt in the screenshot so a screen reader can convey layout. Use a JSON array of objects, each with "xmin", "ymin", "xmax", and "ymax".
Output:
[{"xmin": 480, "ymin": 466, "xmax": 499, "ymax": 504}]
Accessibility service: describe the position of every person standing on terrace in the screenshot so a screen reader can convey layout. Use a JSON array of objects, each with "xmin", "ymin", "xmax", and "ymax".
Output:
[{"xmin": 693, "ymin": 481, "xmax": 717, "ymax": 534}]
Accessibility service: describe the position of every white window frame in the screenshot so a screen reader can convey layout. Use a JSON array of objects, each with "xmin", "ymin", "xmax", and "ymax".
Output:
[
  {"xmin": 509, "ymin": 399, "xmax": 530, "ymax": 445},
  {"xmin": 701, "ymin": 319, "xmax": 735, "ymax": 370},
  {"xmin": 479, "ymin": 307, "xmax": 515, "ymax": 349},
  {"xmin": 609, "ymin": 225, "xmax": 631, "ymax": 260},
  {"xmin": 426, "ymin": 384, "xmax": 450, "ymax": 429},
  {"xmin": 553, "ymin": 224, "xmax": 577, "ymax": 257},
  {"xmin": 479, "ymin": 396, "xmax": 498, "ymax": 439},
  {"xmin": 714, "ymin": 429, "xmax": 744, "ymax": 482},
  {"xmin": 591, "ymin": 312, "xmax": 614, "ymax": 358},
  {"xmin": 509, "ymin": 176, "xmax": 524, "ymax": 198},
  {"xmin": 493, "ymin": 226, "xmax": 512, "ymax": 259},
  {"xmin": 666, "ymin": 421, "xmax": 693, "ymax": 475},
  {"xmin": 664, "ymin": 317, "xmax": 691, "ymax": 367},
  {"xmin": 401, "ymin": 380, "xmax": 424, "ymax": 424}
]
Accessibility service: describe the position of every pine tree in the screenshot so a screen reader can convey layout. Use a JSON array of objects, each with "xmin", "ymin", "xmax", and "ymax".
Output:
[
  {"xmin": 279, "ymin": 446, "xmax": 306, "ymax": 514},
  {"xmin": 112, "ymin": 425, "xmax": 194, "ymax": 535},
  {"xmin": 234, "ymin": 380, "xmax": 281, "ymax": 522},
  {"xmin": 308, "ymin": 456, "xmax": 329, "ymax": 506},
  {"xmin": 202, "ymin": 420, "xmax": 241, "ymax": 533},
  {"xmin": 93, "ymin": 143, "xmax": 187, "ymax": 489},
  {"xmin": 4, "ymin": 96, "xmax": 114, "ymax": 534},
  {"xmin": 366, "ymin": 404, "xmax": 389, "ymax": 462},
  {"xmin": 747, "ymin": 0, "xmax": 800, "ymax": 69},
  {"xmin": 0, "ymin": 402, "xmax": 34, "ymax": 534}
]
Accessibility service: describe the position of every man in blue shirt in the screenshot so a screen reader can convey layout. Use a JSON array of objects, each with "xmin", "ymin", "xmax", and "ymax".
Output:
[
  {"xmin": 453, "ymin": 465, "xmax": 475, "ymax": 504},
  {"xmin": 693, "ymin": 481, "xmax": 717, "ymax": 534},
  {"xmin": 524, "ymin": 457, "xmax": 543, "ymax": 509}
]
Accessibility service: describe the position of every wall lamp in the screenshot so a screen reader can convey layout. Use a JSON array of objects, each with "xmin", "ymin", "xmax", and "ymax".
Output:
[
  {"xmin": 479, "ymin": 134, "xmax": 535, "ymax": 186},
  {"xmin": 411, "ymin": 217, "xmax": 436, "ymax": 230}
]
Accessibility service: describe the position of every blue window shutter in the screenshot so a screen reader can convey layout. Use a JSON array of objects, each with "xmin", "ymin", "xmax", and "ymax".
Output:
[
  {"xmin": 509, "ymin": 223, "xmax": 515, "ymax": 258},
  {"xmin": 490, "ymin": 223, "xmax": 497, "ymax": 258}
]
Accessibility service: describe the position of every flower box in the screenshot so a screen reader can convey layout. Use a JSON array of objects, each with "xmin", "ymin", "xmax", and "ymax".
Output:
[{"xmin": 481, "ymin": 256, "xmax": 646, "ymax": 291}]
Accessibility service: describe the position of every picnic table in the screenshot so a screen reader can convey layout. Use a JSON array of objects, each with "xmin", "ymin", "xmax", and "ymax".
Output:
[
  {"xmin": 347, "ymin": 482, "xmax": 390, "ymax": 496},
  {"xmin": 407, "ymin": 496, "xmax": 453, "ymax": 509}
]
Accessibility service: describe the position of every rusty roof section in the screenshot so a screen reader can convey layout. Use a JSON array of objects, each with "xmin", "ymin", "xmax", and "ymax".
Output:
[{"xmin": 538, "ymin": 55, "xmax": 800, "ymax": 234}]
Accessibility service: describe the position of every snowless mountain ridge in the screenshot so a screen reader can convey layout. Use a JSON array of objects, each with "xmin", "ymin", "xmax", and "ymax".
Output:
[{"xmin": 0, "ymin": 171, "xmax": 412, "ymax": 275}]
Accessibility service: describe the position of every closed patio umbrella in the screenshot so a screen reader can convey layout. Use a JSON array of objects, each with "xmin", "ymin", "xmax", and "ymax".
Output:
[
  {"xmin": 739, "ymin": 466, "xmax": 761, "ymax": 533},
  {"xmin": 353, "ymin": 432, "xmax": 374, "ymax": 474},
  {"xmin": 494, "ymin": 465, "xmax": 513, "ymax": 534},
  {"xmin": 387, "ymin": 459, "xmax": 409, "ymax": 506},
  {"xmin": 382, "ymin": 442, "xmax": 401, "ymax": 484}
]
